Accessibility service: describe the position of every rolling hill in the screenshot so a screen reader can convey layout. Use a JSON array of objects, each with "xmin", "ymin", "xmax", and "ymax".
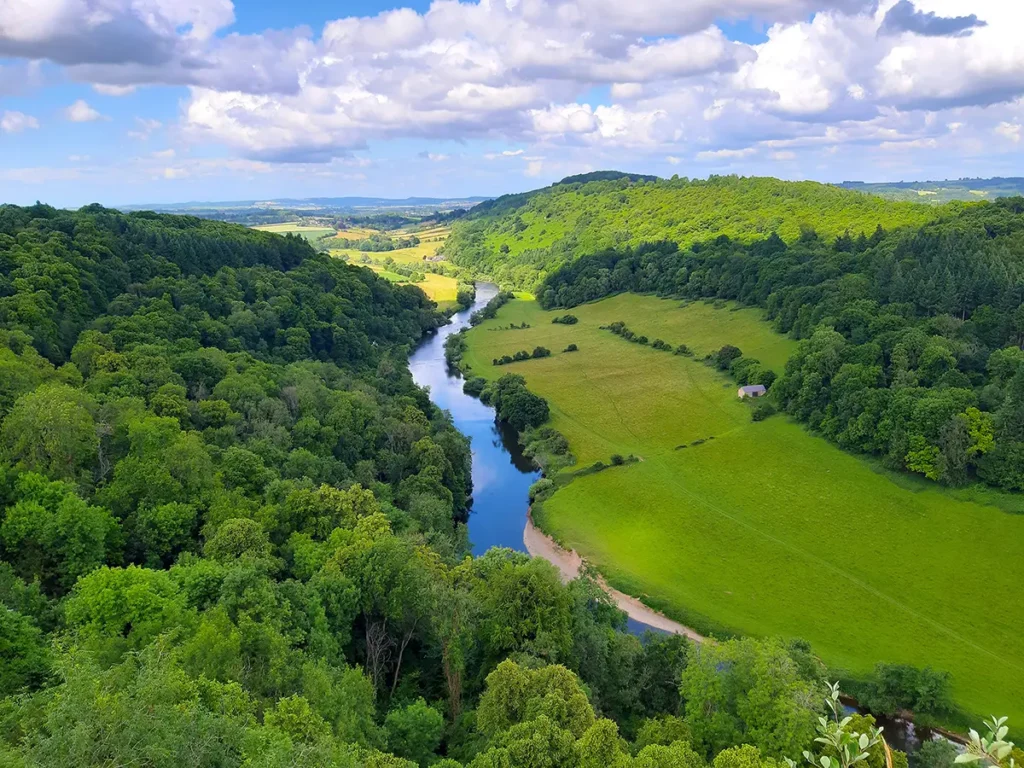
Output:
[{"xmin": 444, "ymin": 174, "xmax": 941, "ymax": 290}]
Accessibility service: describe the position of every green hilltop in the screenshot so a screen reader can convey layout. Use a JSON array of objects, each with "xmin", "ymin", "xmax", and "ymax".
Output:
[{"xmin": 444, "ymin": 174, "xmax": 942, "ymax": 290}]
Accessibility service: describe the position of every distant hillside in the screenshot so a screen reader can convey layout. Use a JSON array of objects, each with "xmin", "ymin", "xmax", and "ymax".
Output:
[
  {"xmin": 840, "ymin": 178, "xmax": 1024, "ymax": 203},
  {"xmin": 445, "ymin": 174, "xmax": 939, "ymax": 289}
]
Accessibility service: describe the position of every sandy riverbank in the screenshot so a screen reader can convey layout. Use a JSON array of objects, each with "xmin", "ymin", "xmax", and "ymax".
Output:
[{"xmin": 523, "ymin": 511, "xmax": 706, "ymax": 642}]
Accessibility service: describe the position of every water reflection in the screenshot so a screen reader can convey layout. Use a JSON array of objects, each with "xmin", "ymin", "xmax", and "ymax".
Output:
[{"xmin": 408, "ymin": 283, "xmax": 541, "ymax": 556}]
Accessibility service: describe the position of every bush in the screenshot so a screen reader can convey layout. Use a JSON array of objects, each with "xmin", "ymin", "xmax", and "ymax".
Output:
[
  {"xmin": 552, "ymin": 314, "xmax": 578, "ymax": 325},
  {"xmin": 529, "ymin": 478, "xmax": 555, "ymax": 502},
  {"xmin": 532, "ymin": 346, "xmax": 551, "ymax": 359},
  {"xmin": 751, "ymin": 400, "xmax": 777, "ymax": 421},
  {"xmin": 610, "ymin": 454, "xmax": 625, "ymax": 466},
  {"xmin": 714, "ymin": 345, "xmax": 743, "ymax": 370},
  {"xmin": 915, "ymin": 741, "xmax": 957, "ymax": 768},
  {"xmin": 858, "ymin": 663, "xmax": 953, "ymax": 717},
  {"xmin": 564, "ymin": 343, "xmax": 578, "ymax": 352},
  {"xmin": 463, "ymin": 377, "xmax": 487, "ymax": 396},
  {"xmin": 635, "ymin": 335, "xmax": 649, "ymax": 345},
  {"xmin": 651, "ymin": 339, "xmax": 671, "ymax": 351},
  {"xmin": 674, "ymin": 344, "xmax": 692, "ymax": 356}
]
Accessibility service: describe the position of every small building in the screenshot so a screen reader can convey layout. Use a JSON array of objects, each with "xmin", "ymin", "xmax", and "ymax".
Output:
[{"xmin": 738, "ymin": 385, "xmax": 767, "ymax": 399}]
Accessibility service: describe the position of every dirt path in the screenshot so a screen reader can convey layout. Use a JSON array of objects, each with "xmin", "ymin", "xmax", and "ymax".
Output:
[{"xmin": 523, "ymin": 512, "xmax": 706, "ymax": 642}]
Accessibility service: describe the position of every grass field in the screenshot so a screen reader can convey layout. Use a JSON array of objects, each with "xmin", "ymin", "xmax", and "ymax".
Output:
[
  {"xmin": 252, "ymin": 223, "xmax": 337, "ymax": 242},
  {"xmin": 333, "ymin": 226, "xmax": 379, "ymax": 240},
  {"xmin": 366, "ymin": 265, "xmax": 458, "ymax": 307},
  {"xmin": 462, "ymin": 294, "xmax": 1024, "ymax": 725}
]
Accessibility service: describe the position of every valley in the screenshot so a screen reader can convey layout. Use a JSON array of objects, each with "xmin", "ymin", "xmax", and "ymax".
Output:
[{"xmin": 459, "ymin": 293, "xmax": 1024, "ymax": 725}]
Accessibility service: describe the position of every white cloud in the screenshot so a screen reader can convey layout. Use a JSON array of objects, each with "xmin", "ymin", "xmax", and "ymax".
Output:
[
  {"xmin": 163, "ymin": 167, "xmax": 188, "ymax": 179},
  {"xmin": 152, "ymin": 148, "xmax": 176, "ymax": 159},
  {"xmin": 995, "ymin": 122, "xmax": 1021, "ymax": 143},
  {"xmin": 64, "ymin": 99, "xmax": 103, "ymax": 122},
  {"xmin": 525, "ymin": 160, "xmax": 544, "ymax": 177},
  {"xmin": 1, "ymin": 110, "xmax": 39, "ymax": 133},
  {"xmin": 696, "ymin": 147, "xmax": 757, "ymax": 160},
  {"xmin": 0, "ymin": 0, "xmax": 1020, "ymax": 179},
  {"xmin": 666, "ymin": 155, "xmax": 681, "ymax": 165}
]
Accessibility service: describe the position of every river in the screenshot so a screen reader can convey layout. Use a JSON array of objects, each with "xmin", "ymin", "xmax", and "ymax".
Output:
[
  {"xmin": 409, "ymin": 283, "xmax": 956, "ymax": 756},
  {"xmin": 409, "ymin": 283, "xmax": 541, "ymax": 555},
  {"xmin": 410, "ymin": 282, "xmax": 682, "ymax": 636}
]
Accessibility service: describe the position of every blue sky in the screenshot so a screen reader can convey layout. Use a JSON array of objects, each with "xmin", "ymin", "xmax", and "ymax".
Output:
[{"xmin": 0, "ymin": 0, "xmax": 1021, "ymax": 207}]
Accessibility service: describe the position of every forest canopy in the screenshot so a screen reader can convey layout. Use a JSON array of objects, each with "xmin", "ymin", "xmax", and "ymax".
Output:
[{"xmin": 444, "ymin": 175, "xmax": 941, "ymax": 290}]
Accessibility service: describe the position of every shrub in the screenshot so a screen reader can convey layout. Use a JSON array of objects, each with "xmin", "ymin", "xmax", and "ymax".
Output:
[
  {"xmin": 651, "ymin": 339, "xmax": 671, "ymax": 351},
  {"xmin": 674, "ymin": 344, "xmax": 692, "ymax": 356},
  {"xmin": 564, "ymin": 343, "xmax": 578, "ymax": 352},
  {"xmin": 532, "ymin": 346, "xmax": 551, "ymax": 359},
  {"xmin": 751, "ymin": 400, "xmax": 777, "ymax": 421},
  {"xmin": 463, "ymin": 377, "xmax": 487, "ymax": 396},
  {"xmin": 552, "ymin": 314, "xmax": 578, "ymax": 325},
  {"xmin": 610, "ymin": 454, "xmax": 625, "ymax": 466},
  {"xmin": 915, "ymin": 740, "xmax": 957, "ymax": 768},
  {"xmin": 529, "ymin": 478, "xmax": 555, "ymax": 502},
  {"xmin": 635, "ymin": 335, "xmax": 649, "ymax": 345},
  {"xmin": 714, "ymin": 345, "xmax": 742, "ymax": 370}
]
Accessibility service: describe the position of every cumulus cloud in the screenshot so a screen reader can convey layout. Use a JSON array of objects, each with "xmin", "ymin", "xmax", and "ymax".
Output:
[
  {"xmin": 0, "ymin": 0, "xmax": 1020, "ymax": 175},
  {"xmin": 64, "ymin": 100, "xmax": 103, "ymax": 122},
  {"xmin": 995, "ymin": 122, "xmax": 1021, "ymax": 143},
  {"xmin": 0, "ymin": 0, "xmax": 234, "ymax": 65},
  {"xmin": 880, "ymin": 0, "xmax": 986, "ymax": 37},
  {"xmin": 1, "ymin": 111, "xmax": 39, "ymax": 133}
]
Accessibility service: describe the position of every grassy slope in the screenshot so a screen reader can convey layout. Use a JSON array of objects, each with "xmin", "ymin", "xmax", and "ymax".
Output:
[
  {"xmin": 462, "ymin": 295, "xmax": 1024, "ymax": 724},
  {"xmin": 446, "ymin": 177, "xmax": 939, "ymax": 281}
]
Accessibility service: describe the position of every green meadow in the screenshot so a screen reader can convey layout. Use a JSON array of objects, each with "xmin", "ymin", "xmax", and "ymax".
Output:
[
  {"xmin": 252, "ymin": 223, "xmax": 337, "ymax": 241},
  {"xmin": 462, "ymin": 294, "xmax": 1024, "ymax": 724}
]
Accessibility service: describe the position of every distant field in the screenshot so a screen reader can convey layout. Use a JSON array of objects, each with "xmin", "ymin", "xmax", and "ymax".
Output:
[
  {"xmin": 252, "ymin": 223, "xmax": 337, "ymax": 242},
  {"xmin": 462, "ymin": 294, "xmax": 1024, "ymax": 725},
  {"xmin": 331, "ymin": 226, "xmax": 450, "ymax": 265},
  {"xmin": 366, "ymin": 264, "xmax": 458, "ymax": 307},
  {"xmin": 333, "ymin": 226, "xmax": 379, "ymax": 240}
]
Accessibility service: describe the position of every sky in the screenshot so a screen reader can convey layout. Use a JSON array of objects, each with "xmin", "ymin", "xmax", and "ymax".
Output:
[{"xmin": 0, "ymin": 0, "xmax": 1021, "ymax": 207}]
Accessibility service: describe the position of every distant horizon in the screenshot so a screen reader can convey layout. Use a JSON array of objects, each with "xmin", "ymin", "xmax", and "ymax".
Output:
[{"xmin": 22, "ymin": 172, "xmax": 1024, "ymax": 212}]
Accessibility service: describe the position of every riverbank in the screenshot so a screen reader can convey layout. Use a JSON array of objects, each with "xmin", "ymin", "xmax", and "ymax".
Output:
[{"xmin": 524, "ymin": 510, "xmax": 706, "ymax": 641}]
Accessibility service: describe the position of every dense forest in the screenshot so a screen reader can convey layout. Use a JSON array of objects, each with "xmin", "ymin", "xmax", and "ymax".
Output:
[
  {"xmin": 0, "ymin": 203, "xmax": 980, "ymax": 767},
  {"xmin": 539, "ymin": 198, "xmax": 1024, "ymax": 491},
  {"xmin": 444, "ymin": 175, "xmax": 939, "ymax": 290}
]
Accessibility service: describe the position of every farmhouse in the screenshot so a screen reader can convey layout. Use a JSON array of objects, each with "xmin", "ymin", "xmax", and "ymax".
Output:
[{"xmin": 738, "ymin": 384, "xmax": 767, "ymax": 399}]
